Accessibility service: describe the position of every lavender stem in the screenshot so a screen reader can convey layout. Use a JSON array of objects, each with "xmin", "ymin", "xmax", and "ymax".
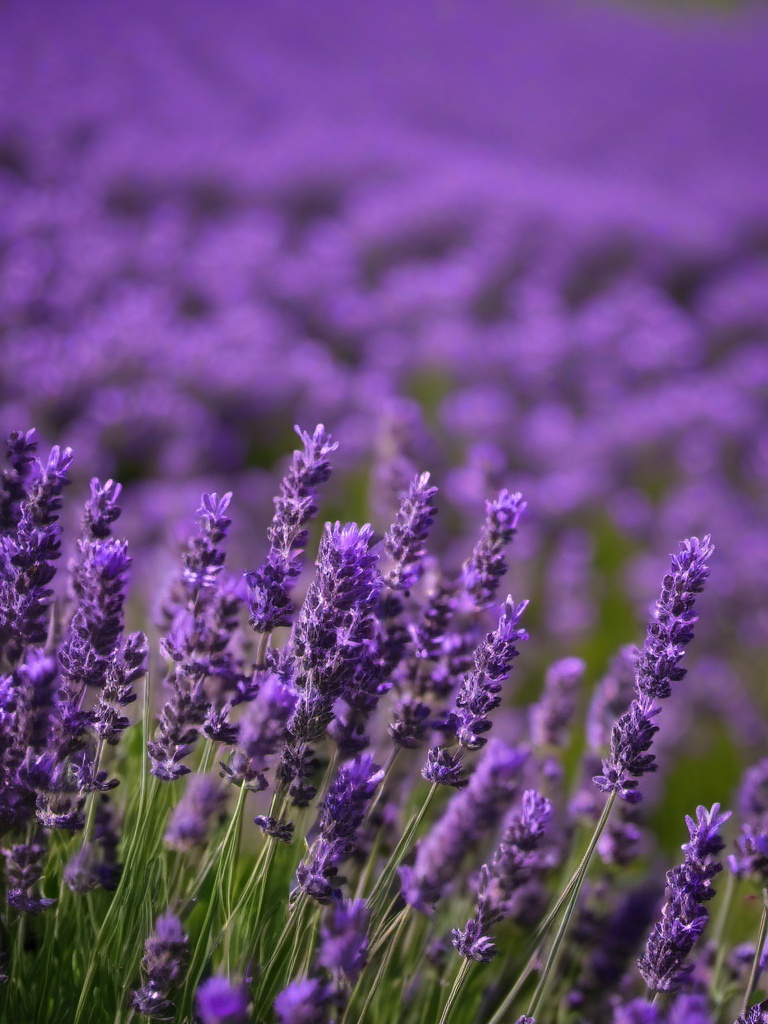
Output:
[{"xmin": 743, "ymin": 888, "xmax": 768, "ymax": 1015}]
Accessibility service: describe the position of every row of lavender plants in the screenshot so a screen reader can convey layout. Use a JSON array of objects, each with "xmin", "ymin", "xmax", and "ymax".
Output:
[{"xmin": 1, "ymin": 425, "xmax": 767, "ymax": 1024}]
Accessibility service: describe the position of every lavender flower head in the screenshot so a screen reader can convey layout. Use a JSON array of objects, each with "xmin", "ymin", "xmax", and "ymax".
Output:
[
  {"xmin": 196, "ymin": 976, "xmax": 250, "ymax": 1024},
  {"xmin": 247, "ymin": 424, "xmax": 337, "ymax": 634},
  {"xmin": 594, "ymin": 537, "xmax": 713, "ymax": 805},
  {"xmin": 383, "ymin": 472, "xmax": 438, "ymax": 593},
  {"xmin": 222, "ymin": 674, "xmax": 296, "ymax": 789},
  {"xmin": 530, "ymin": 656, "xmax": 585, "ymax": 749},
  {"xmin": 729, "ymin": 758, "xmax": 768, "ymax": 880},
  {"xmin": 274, "ymin": 977, "xmax": 331, "ymax": 1024},
  {"xmin": 279, "ymin": 522, "xmax": 381, "ymax": 805},
  {"xmin": 132, "ymin": 911, "xmax": 190, "ymax": 1020},
  {"xmin": 425, "ymin": 597, "xmax": 528, "ymax": 784},
  {"xmin": 317, "ymin": 898, "xmax": 370, "ymax": 987},
  {"xmin": 452, "ymin": 788, "xmax": 552, "ymax": 961},
  {"xmin": 296, "ymin": 754, "xmax": 383, "ymax": 903},
  {"xmin": 638, "ymin": 803, "xmax": 730, "ymax": 993},
  {"xmin": 461, "ymin": 489, "xmax": 526, "ymax": 610},
  {"xmin": 164, "ymin": 773, "xmax": 228, "ymax": 851}
]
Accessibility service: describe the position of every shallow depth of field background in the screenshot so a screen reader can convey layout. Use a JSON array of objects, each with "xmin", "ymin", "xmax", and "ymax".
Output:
[{"xmin": 1, "ymin": 0, "xmax": 768, "ymax": 855}]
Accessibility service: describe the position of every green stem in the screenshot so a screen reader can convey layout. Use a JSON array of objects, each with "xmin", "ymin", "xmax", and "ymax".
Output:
[
  {"xmin": 438, "ymin": 958, "xmax": 473, "ymax": 1024},
  {"xmin": 367, "ymin": 783, "xmax": 439, "ymax": 919},
  {"xmin": 344, "ymin": 906, "xmax": 410, "ymax": 1024},
  {"xmin": 743, "ymin": 888, "xmax": 768, "ymax": 1015},
  {"xmin": 711, "ymin": 869, "xmax": 737, "ymax": 1002}
]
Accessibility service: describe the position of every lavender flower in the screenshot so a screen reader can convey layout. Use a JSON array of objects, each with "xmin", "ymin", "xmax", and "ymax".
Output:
[
  {"xmin": 736, "ymin": 1006, "xmax": 768, "ymax": 1024},
  {"xmin": 729, "ymin": 759, "xmax": 768, "ymax": 880},
  {"xmin": 402, "ymin": 741, "xmax": 527, "ymax": 914},
  {"xmin": 635, "ymin": 535, "xmax": 714, "ymax": 701},
  {"xmin": 278, "ymin": 522, "xmax": 381, "ymax": 805},
  {"xmin": 452, "ymin": 789, "xmax": 552, "ymax": 961},
  {"xmin": 0, "ymin": 444, "xmax": 73, "ymax": 662},
  {"xmin": 164, "ymin": 773, "xmax": 228, "ymax": 851},
  {"xmin": 222, "ymin": 674, "xmax": 296, "ymax": 789},
  {"xmin": 274, "ymin": 978, "xmax": 331, "ymax": 1024},
  {"xmin": 3, "ymin": 838, "xmax": 55, "ymax": 914},
  {"xmin": 317, "ymin": 898, "xmax": 370, "ymax": 987},
  {"xmin": 613, "ymin": 1001, "xmax": 662, "ymax": 1024},
  {"xmin": 0, "ymin": 429, "xmax": 37, "ymax": 534},
  {"xmin": 383, "ymin": 472, "xmax": 438, "ymax": 593},
  {"xmin": 530, "ymin": 656, "xmax": 585, "ymax": 749},
  {"xmin": 594, "ymin": 537, "xmax": 713, "ymax": 804},
  {"xmin": 246, "ymin": 424, "xmax": 337, "ymax": 635},
  {"xmin": 296, "ymin": 754, "xmax": 383, "ymax": 903},
  {"xmin": 425, "ymin": 596, "xmax": 528, "ymax": 780},
  {"xmin": 132, "ymin": 912, "xmax": 190, "ymax": 1020},
  {"xmin": 638, "ymin": 803, "xmax": 731, "ymax": 993},
  {"xmin": 460, "ymin": 489, "xmax": 526, "ymax": 610},
  {"xmin": 149, "ymin": 492, "xmax": 238, "ymax": 781},
  {"xmin": 196, "ymin": 976, "xmax": 250, "ymax": 1024}
]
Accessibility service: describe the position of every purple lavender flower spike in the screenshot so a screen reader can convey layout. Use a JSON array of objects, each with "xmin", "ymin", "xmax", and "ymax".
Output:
[
  {"xmin": 530, "ymin": 656, "xmax": 585, "ymax": 749},
  {"xmin": 427, "ymin": 597, "xmax": 528, "ymax": 779},
  {"xmin": 247, "ymin": 424, "xmax": 337, "ymax": 635},
  {"xmin": 59, "ymin": 538, "xmax": 133, "ymax": 693},
  {"xmin": 317, "ymin": 898, "xmax": 370, "ymax": 986},
  {"xmin": 403, "ymin": 741, "xmax": 527, "ymax": 915},
  {"xmin": 635, "ymin": 535, "xmax": 714, "ymax": 702},
  {"xmin": 0, "ymin": 429, "xmax": 38, "ymax": 534},
  {"xmin": 0, "ymin": 443, "xmax": 72, "ymax": 661},
  {"xmin": 452, "ymin": 788, "xmax": 552, "ymax": 961},
  {"xmin": 666, "ymin": 994, "xmax": 712, "ymax": 1024},
  {"xmin": 515, "ymin": 1018, "xmax": 536, "ymax": 1024},
  {"xmin": 296, "ymin": 754, "xmax": 383, "ymax": 904},
  {"xmin": 82, "ymin": 478, "xmax": 122, "ymax": 540},
  {"xmin": 131, "ymin": 912, "xmax": 190, "ymax": 1021},
  {"xmin": 3, "ymin": 838, "xmax": 56, "ymax": 914},
  {"xmin": 150, "ymin": 491, "xmax": 239, "ymax": 781},
  {"xmin": 274, "ymin": 977, "xmax": 331, "ymax": 1024},
  {"xmin": 461, "ymin": 489, "xmax": 526, "ymax": 610},
  {"xmin": 221, "ymin": 673, "xmax": 296, "ymax": 789},
  {"xmin": 613, "ymin": 1001, "xmax": 662, "ymax": 1024},
  {"xmin": 729, "ymin": 759, "xmax": 768, "ymax": 880},
  {"xmin": 164, "ymin": 773, "xmax": 228, "ymax": 851},
  {"xmin": 196, "ymin": 976, "xmax": 250, "ymax": 1024},
  {"xmin": 383, "ymin": 472, "xmax": 438, "ymax": 593},
  {"xmin": 638, "ymin": 803, "xmax": 730, "ymax": 993},
  {"xmin": 278, "ymin": 522, "xmax": 381, "ymax": 805},
  {"xmin": 594, "ymin": 537, "xmax": 713, "ymax": 805},
  {"xmin": 736, "ymin": 1006, "xmax": 768, "ymax": 1024}
]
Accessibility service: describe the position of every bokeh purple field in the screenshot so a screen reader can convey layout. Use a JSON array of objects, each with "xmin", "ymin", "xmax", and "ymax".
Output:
[{"xmin": 2, "ymin": 0, "xmax": 768, "ymax": 808}]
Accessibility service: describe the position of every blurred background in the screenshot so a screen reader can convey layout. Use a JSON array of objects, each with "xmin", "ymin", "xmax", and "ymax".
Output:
[{"xmin": 1, "ymin": 0, "xmax": 768, "ymax": 844}]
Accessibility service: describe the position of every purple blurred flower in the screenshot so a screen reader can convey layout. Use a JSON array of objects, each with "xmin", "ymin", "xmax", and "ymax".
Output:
[
  {"xmin": 274, "ymin": 977, "xmax": 331, "ymax": 1024},
  {"xmin": 317, "ymin": 898, "xmax": 370, "ymax": 986},
  {"xmin": 196, "ymin": 976, "xmax": 250, "ymax": 1024},
  {"xmin": 402, "ymin": 741, "xmax": 527, "ymax": 914},
  {"xmin": 164, "ymin": 773, "xmax": 228, "ymax": 851}
]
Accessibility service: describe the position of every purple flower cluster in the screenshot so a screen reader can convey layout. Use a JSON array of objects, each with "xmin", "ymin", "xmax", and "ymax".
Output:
[
  {"xmin": 637, "ymin": 803, "xmax": 731, "ymax": 993},
  {"xmin": 594, "ymin": 537, "xmax": 713, "ymax": 804},
  {"xmin": 131, "ymin": 912, "xmax": 190, "ymax": 1020},
  {"xmin": 453, "ymin": 788, "xmax": 552, "ymax": 962},
  {"xmin": 401, "ymin": 741, "xmax": 527, "ymax": 914},
  {"xmin": 246, "ymin": 425, "xmax": 337, "ymax": 635},
  {"xmin": 296, "ymin": 754, "xmax": 383, "ymax": 903}
]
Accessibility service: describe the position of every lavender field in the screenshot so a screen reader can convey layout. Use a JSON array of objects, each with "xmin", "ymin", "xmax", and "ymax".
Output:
[{"xmin": 1, "ymin": 2, "xmax": 768, "ymax": 1022}]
